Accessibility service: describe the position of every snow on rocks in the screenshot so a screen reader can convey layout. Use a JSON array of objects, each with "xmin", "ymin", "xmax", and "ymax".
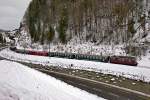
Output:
[
  {"xmin": 0, "ymin": 49, "xmax": 150, "ymax": 83},
  {"xmin": 110, "ymin": 78, "xmax": 115, "ymax": 81},
  {"xmin": 0, "ymin": 60, "xmax": 104, "ymax": 100}
]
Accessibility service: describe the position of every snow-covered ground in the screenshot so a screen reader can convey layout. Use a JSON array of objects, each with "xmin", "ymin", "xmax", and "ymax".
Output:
[
  {"xmin": 0, "ymin": 49, "xmax": 150, "ymax": 83},
  {"xmin": 17, "ymin": 29, "xmax": 150, "ymax": 67},
  {"xmin": 138, "ymin": 50, "xmax": 150, "ymax": 67},
  {"xmin": 17, "ymin": 31, "xmax": 126, "ymax": 56},
  {"xmin": 0, "ymin": 60, "xmax": 105, "ymax": 100}
]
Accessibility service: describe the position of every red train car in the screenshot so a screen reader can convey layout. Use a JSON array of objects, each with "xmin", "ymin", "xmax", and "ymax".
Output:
[
  {"xmin": 28, "ymin": 50, "xmax": 48, "ymax": 56},
  {"xmin": 110, "ymin": 56, "xmax": 138, "ymax": 66}
]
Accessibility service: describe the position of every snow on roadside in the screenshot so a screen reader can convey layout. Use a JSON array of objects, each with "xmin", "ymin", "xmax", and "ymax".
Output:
[
  {"xmin": 0, "ymin": 49, "xmax": 150, "ymax": 83},
  {"xmin": 0, "ymin": 60, "xmax": 104, "ymax": 100}
]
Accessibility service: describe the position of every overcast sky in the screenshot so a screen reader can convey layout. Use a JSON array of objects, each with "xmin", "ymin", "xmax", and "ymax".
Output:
[{"xmin": 0, "ymin": 0, "xmax": 31, "ymax": 30}]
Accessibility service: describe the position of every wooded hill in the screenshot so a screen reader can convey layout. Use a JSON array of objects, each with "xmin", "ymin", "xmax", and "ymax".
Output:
[{"xmin": 23, "ymin": 0, "xmax": 147, "ymax": 44}]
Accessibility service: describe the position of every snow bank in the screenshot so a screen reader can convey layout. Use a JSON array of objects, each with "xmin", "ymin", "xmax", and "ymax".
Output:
[
  {"xmin": 0, "ymin": 49, "xmax": 150, "ymax": 83},
  {"xmin": 0, "ymin": 60, "xmax": 104, "ymax": 100}
]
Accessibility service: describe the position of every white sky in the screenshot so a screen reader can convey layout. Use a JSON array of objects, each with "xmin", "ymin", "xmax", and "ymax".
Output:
[{"xmin": 0, "ymin": 0, "xmax": 31, "ymax": 30}]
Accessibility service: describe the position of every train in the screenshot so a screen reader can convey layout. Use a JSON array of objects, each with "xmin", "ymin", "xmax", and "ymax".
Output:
[{"xmin": 10, "ymin": 46, "xmax": 138, "ymax": 66}]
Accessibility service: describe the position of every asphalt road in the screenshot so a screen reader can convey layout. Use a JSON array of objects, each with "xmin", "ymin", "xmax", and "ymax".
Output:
[{"xmin": 38, "ymin": 69, "xmax": 149, "ymax": 100}]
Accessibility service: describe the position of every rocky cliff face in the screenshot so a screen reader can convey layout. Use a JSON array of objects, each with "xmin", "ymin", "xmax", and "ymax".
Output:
[{"xmin": 21, "ymin": 0, "xmax": 150, "ymax": 45}]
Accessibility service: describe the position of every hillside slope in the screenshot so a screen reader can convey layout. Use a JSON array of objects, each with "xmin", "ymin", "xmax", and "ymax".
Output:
[
  {"xmin": 20, "ymin": 0, "xmax": 149, "ymax": 44},
  {"xmin": 16, "ymin": 0, "xmax": 150, "ymax": 59}
]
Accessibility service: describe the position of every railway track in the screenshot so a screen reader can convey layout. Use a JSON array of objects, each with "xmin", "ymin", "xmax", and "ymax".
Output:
[{"xmin": 138, "ymin": 65, "xmax": 150, "ymax": 69}]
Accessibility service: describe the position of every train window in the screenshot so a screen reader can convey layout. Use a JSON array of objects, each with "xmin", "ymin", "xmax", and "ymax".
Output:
[
  {"xmin": 132, "ymin": 58, "xmax": 136, "ymax": 61},
  {"xmin": 128, "ymin": 59, "xmax": 132, "ymax": 63},
  {"xmin": 113, "ymin": 57, "xmax": 118, "ymax": 60}
]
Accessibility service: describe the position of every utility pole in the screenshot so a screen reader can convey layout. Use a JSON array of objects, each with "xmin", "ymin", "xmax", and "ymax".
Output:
[
  {"xmin": 144, "ymin": 0, "xmax": 148, "ymax": 35},
  {"xmin": 49, "ymin": 42, "xmax": 50, "ymax": 53}
]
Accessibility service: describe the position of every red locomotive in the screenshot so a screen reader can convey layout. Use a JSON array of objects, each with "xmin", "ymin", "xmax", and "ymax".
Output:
[
  {"xmin": 28, "ymin": 50, "xmax": 48, "ymax": 56},
  {"xmin": 10, "ymin": 47, "xmax": 138, "ymax": 66},
  {"xmin": 109, "ymin": 56, "xmax": 138, "ymax": 66}
]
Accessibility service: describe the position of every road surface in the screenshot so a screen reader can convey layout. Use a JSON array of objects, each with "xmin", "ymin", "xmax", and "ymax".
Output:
[{"xmin": 37, "ymin": 68, "xmax": 150, "ymax": 100}]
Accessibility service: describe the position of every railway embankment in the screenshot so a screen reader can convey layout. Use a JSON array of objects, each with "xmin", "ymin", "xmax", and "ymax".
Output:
[{"xmin": 0, "ymin": 46, "xmax": 150, "ymax": 100}]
